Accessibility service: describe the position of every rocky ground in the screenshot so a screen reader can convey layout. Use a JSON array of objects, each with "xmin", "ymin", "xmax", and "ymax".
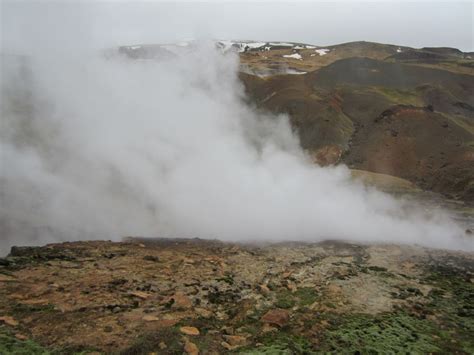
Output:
[{"xmin": 0, "ymin": 238, "xmax": 473, "ymax": 354}]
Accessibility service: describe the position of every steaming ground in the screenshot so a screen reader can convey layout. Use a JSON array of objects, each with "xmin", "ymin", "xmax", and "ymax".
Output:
[{"xmin": 0, "ymin": 43, "xmax": 470, "ymax": 254}]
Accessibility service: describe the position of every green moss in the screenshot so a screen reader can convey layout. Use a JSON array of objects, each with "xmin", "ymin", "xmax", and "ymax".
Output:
[
  {"xmin": 0, "ymin": 327, "xmax": 99, "ymax": 355},
  {"xmin": 275, "ymin": 290, "xmax": 296, "ymax": 309},
  {"xmin": 239, "ymin": 333, "xmax": 315, "ymax": 354},
  {"xmin": 275, "ymin": 288, "xmax": 319, "ymax": 309},
  {"xmin": 423, "ymin": 267, "xmax": 474, "ymax": 353},
  {"xmin": 319, "ymin": 312, "xmax": 441, "ymax": 354},
  {"xmin": 0, "ymin": 329, "xmax": 51, "ymax": 355},
  {"xmin": 293, "ymin": 288, "xmax": 319, "ymax": 307}
]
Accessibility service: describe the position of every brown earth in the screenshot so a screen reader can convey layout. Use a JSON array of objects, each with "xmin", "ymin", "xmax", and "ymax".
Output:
[
  {"xmin": 0, "ymin": 238, "xmax": 473, "ymax": 354},
  {"xmin": 238, "ymin": 49, "xmax": 474, "ymax": 201}
]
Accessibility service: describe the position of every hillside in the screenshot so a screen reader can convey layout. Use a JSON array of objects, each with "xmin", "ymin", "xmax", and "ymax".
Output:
[
  {"xmin": 231, "ymin": 41, "xmax": 474, "ymax": 201},
  {"xmin": 116, "ymin": 40, "xmax": 474, "ymax": 201}
]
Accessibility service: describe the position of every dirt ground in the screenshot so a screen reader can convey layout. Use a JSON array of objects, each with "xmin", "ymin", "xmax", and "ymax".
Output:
[{"xmin": 1, "ymin": 238, "xmax": 473, "ymax": 354}]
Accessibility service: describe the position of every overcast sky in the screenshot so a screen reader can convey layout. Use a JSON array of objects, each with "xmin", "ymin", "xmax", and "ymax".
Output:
[{"xmin": 1, "ymin": 1, "xmax": 473, "ymax": 52}]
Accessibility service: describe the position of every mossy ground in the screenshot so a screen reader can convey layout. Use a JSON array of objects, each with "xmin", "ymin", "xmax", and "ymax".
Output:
[{"xmin": 0, "ymin": 327, "xmax": 99, "ymax": 355}]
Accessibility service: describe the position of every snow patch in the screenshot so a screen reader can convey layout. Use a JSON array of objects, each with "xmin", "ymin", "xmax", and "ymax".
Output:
[
  {"xmin": 217, "ymin": 41, "xmax": 266, "ymax": 53},
  {"xmin": 315, "ymin": 48, "xmax": 330, "ymax": 56},
  {"xmin": 283, "ymin": 53, "xmax": 302, "ymax": 60}
]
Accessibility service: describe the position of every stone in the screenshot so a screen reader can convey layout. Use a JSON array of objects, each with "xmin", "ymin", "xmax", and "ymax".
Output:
[
  {"xmin": 222, "ymin": 335, "xmax": 248, "ymax": 347},
  {"xmin": 142, "ymin": 315, "xmax": 160, "ymax": 322},
  {"xmin": 163, "ymin": 292, "xmax": 192, "ymax": 309},
  {"xmin": 261, "ymin": 323, "xmax": 278, "ymax": 333},
  {"xmin": 259, "ymin": 284, "xmax": 270, "ymax": 295},
  {"xmin": 180, "ymin": 326, "xmax": 200, "ymax": 336},
  {"xmin": 260, "ymin": 309, "xmax": 290, "ymax": 327},
  {"xmin": 0, "ymin": 316, "xmax": 19, "ymax": 326},
  {"xmin": 195, "ymin": 307, "xmax": 213, "ymax": 318},
  {"xmin": 184, "ymin": 340, "xmax": 199, "ymax": 355},
  {"xmin": 221, "ymin": 342, "xmax": 236, "ymax": 350}
]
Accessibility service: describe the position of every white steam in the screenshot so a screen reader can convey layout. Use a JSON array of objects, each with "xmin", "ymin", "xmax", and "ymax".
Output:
[{"xmin": 0, "ymin": 41, "xmax": 470, "ymax": 254}]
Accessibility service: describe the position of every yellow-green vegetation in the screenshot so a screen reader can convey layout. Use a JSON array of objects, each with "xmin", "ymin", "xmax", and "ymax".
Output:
[
  {"xmin": 119, "ymin": 327, "xmax": 183, "ymax": 354},
  {"xmin": 443, "ymin": 113, "xmax": 474, "ymax": 135},
  {"xmin": 350, "ymin": 169, "xmax": 421, "ymax": 193},
  {"xmin": 371, "ymin": 86, "xmax": 423, "ymax": 106}
]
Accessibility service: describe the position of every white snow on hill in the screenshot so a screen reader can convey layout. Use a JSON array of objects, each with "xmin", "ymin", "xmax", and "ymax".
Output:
[{"xmin": 269, "ymin": 42, "xmax": 294, "ymax": 46}]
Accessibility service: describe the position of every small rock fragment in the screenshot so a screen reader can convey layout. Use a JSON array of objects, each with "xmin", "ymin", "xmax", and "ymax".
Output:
[
  {"xmin": 261, "ymin": 309, "xmax": 290, "ymax": 327},
  {"xmin": 223, "ymin": 335, "xmax": 248, "ymax": 347},
  {"xmin": 195, "ymin": 307, "xmax": 213, "ymax": 318},
  {"xmin": 259, "ymin": 284, "xmax": 270, "ymax": 295}
]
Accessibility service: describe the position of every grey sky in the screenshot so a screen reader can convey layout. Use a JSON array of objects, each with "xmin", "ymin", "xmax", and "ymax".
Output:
[{"xmin": 1, "ymin": 1, "xmax": 473, "ymax": 53}]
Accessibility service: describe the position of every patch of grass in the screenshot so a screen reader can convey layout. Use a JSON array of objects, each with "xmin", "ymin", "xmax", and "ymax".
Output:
[
  {"xmin": 293, "ymin": 287, "xmax": 319, "ymax": 307},
  {"xmin": 275, "ymin": 290, "xmax": 296, "ymax": 309},
  {"xmin": 118, "ymin": 327, "xmax": 182, "ymax": 355},
  {"xmin": 12, "ymin": 303, "xmax": 57, "ymax": 316},
  {"xmin": 275, "ymin": 287, "xmax": 319, "ymax": 310}
]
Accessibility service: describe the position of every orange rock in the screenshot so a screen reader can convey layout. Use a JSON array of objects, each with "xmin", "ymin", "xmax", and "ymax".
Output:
[
  {"xmin": 171, "ymin": 292, "xmax": 192, "ymax": 309},
  {"xmin": 0, "ymin": 316, "xmax": 19, "ymax": 326},
  {"xmin": 260, "ymin": 309, "xmax": 290, "ymax": 327},
  {"xmin": 142, "ymin": 315, "xmax": 160, "ymax": 322},
  {"xmin": 184, "ymin": 340, "xmax": 199, "ymax": 355},
  {"xmin": 259, "ymin": 284, "xmax": 270, "ymax": 295},
  {"xmin": 180, "ymin": 326, "xmax": 200, "ymax": 336}
]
